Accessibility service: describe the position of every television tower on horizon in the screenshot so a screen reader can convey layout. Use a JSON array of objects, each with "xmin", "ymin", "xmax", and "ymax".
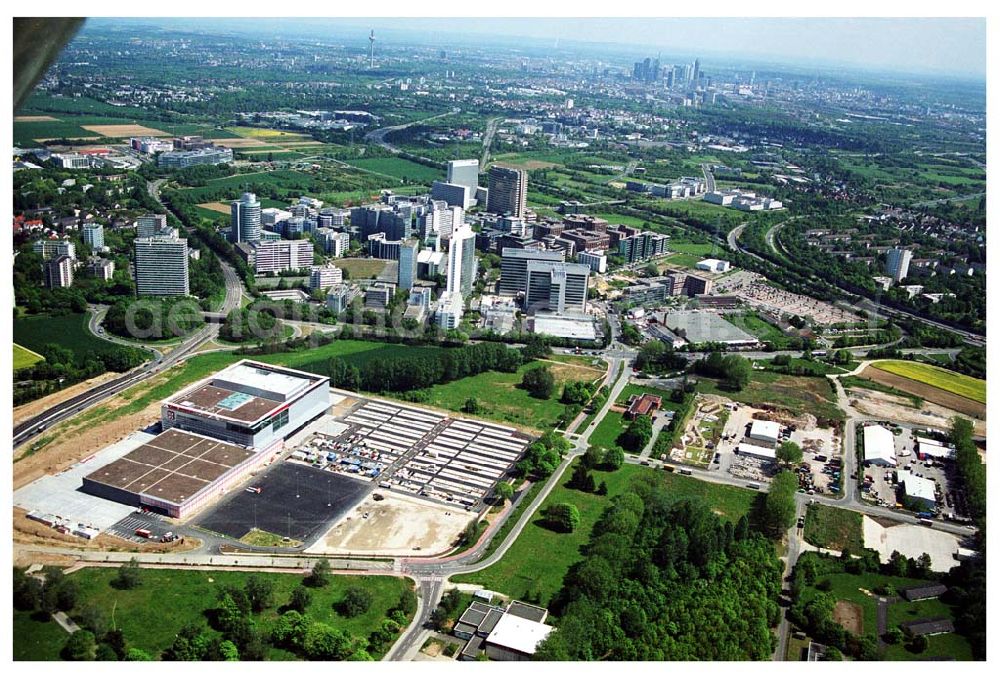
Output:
[{"xmin": 368, "ymin": 29, "xmax": 376, "ymax": 69}]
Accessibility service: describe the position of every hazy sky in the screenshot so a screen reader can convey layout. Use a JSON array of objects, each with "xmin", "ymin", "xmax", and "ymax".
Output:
[
  {"xmin": 90, "ymin": 16, "xmax": 986, "ymax": 79},
  {"xmin": 345, "ymin": 17, "xmax": 987, "ymax": 78}
]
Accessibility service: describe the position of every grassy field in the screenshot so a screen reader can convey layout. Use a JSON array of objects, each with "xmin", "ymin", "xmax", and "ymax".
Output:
[
  {"xmin": 13, "ymin": 611, "xmax": 67, "ymax": 661},
  {"xmin": 695, "ymin": 371, "xmax": 844, "ymax": 424},
  {"xmin": 726, "ymin": 312, "xmax": 789, "ymax": 345},
  {"xmin": 346, "ymin": 157, "xmax": 443, "ymax": 183},
  {"xmin": 13, "ymin": 343, "xmax": 45, "ymax": 370},
  {"xmin": 420, "ymin": 357, "xmax": 602, "ymax": 430},
  {"xmin": 13, "ymin": 313, "xmax": 137, "ymax": 361},
  {"xmin": 803, "ymin": 503, "xmax": 864, "ymax": 551},
  {"xmin": 587, "ymin": 383, "xmax": 681, "ymax": 452},
  {"xmin": 177, "ymin": 169, "xmax": 321, "ymax": 202},
  {"xmin": 670, "ymin": 241, "xmax": 717, "ymax": 256},
  {"xmin": 451, "ymin": 463, "xmax": 648, "ymax": 604},
  {"xmin": 336, "ymin": 258, "xmax": 389, "ymax": 280},
  {"xmin": 587, "ymin": 409, "xmax": 630, "ymax": 450},
  {"xmin": 453, "ymin": 463, "xmax": 757, "ymax": 604},
  {"xmin": 13, "ymin": 567, "xmax": 414, "ymax": 661},
  {"xmin": 871, "ymin": 360, "xmax": 985, "ymax": 404}
]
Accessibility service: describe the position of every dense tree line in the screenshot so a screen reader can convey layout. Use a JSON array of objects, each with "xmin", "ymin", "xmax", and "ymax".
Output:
[
  {"xmin": 13, "ymin": 339, "xmax": 147, "ymax": 406},
  {"xmin": 949, "ymin": 417, "xmax": 985, "ymax": 528},
  {"xmin": 323, "ymin": 341, "xmax": 525, "ymax": 394},
  {"xmin": 220, "ymin": 304, "xmax": 283, "ymax": 343},
  {"xmin": 536, "ymin": 475, "xmax": 782, "ymax": 660}
]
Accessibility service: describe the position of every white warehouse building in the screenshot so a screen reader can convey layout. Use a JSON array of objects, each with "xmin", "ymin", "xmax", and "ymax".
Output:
[
  {"xmin": 863, "ymin": 425, "xmax": 897, "ymax": 466},
  {"xmin": 161, "ymin": 360, "xmax": 330, "ymax": 453}
]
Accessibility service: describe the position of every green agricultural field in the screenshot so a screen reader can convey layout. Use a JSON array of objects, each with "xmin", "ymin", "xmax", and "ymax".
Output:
[
  {"xmin": 453, "ymin": 463, "xmax": 756, "ymax": 604},
  {"xmin": 13, "ymin": 567, "xmax": 414, "ymax": 661},
  {"xmin": 13, "ymin": 313, "xmax": 138, "ymax": 361},
  {"xmin": 694, "ymin": 371, "xmax": 844, "ymax": 425},
  {"xmin": 14, "ymin": 120, "xmax": 94, "ymax": 146},
  {"xmin": 346, "ymin": 157, "xmax": 443, "ymax": 183},
  {"xmin": 803, "ymin": 503, "xmax": 864, "ymax": 552},
  {"xmin": 13, "ymin": 343, "xmax": 45, "ymax": 370},
  {"xmin": 871, "ymin": 360, "xmax": 985, "ymax": 404}
]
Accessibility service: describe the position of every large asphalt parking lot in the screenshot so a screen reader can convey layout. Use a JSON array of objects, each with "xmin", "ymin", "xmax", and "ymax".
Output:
[{"xmin": 194, "ymin": 462, "xmax": 371, "ymax": 543}]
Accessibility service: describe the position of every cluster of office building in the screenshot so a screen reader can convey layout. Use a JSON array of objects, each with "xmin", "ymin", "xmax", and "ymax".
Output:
[
  {"xmin": 626, "ymin": 175, "xmax": 706, "ymax": 199},
  {"xmin": 704, "ymin": 189, "xmax": 783, "ymax": 211},
  {"xmin": 155, "ymin": 136, "xmax": 234, "ymax": 169}
]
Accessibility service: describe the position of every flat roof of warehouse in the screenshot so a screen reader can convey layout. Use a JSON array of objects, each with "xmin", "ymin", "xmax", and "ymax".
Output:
[
  {"xmin": 165, "ymin": 360, "xmax": 327, "ymax": 425},
  {"xmin": 863, "ymin": 425, "xmax": 897, "ymax": 465},
  {"xmin": 83, "ymin": 429, "xmax": 254, "ymax": 506}
]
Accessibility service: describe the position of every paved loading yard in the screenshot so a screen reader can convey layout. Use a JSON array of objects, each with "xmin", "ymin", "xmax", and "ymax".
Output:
[
  {"xmin": 294, "ymin": 399, "xmax": 531, "ymax": 511},
  {"xmin": 194, "ymin": 462, "xmax": 371, "ymax": 543}
]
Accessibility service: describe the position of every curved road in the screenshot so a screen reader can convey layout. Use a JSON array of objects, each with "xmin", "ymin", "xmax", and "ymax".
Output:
[{"xmin": 14, "ymin": 262, "xmax": 242, "ymax": 450}]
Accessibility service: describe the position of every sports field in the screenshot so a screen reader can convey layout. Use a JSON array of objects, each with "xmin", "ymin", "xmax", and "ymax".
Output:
[
  {"xmin": 13, "ymin": 344, "xmax": 45, "ymax": 370},
  {"xmin": 871, "ymin": 360, "xmax": 985, "ymax": 404}
]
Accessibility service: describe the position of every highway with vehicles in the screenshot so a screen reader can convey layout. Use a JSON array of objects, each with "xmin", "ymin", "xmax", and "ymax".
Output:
[{"xmin": 364, "ymin": 109, "xmax": 460, "ymax": 156}]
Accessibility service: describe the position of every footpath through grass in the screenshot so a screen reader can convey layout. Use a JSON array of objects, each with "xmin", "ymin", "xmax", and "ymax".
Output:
[
  {"xmin": 453, "ymin": 462, "xmax": 757, "ymax": 605},
  {"xmin": 871, "ymin": 360, "xmax": 985, "ymax": 404},
  {"xmin": 13, "ymin": 567, "xmax": 414, "ymax": 661}
]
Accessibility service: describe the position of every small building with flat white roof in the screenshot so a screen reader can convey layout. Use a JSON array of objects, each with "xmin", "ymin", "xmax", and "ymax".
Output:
[
  {"xmin": 917, "ymin": 442, "xmax": 955, "ymax": 461},
  {"xmin": 484, "ymin": 613, "xmax": 553, "ymax": 661},
  {"xmin": 736, "ymin": 443, "xmax": 776, "ymax": 462},
  {"xmin": 898, "ymin": 469, "xmax": 937, "ymax": 509},
  {"xmin": 863, "ymin": 425, "xmax": 897, "ymax": 466},
  {"xmin": 748, "ymin": 420, "xmax": 781, "ymax": 447}
]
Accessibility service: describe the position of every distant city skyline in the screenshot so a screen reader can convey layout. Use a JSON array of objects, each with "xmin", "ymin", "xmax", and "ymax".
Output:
[{"xmin": 88, "ymin": 16, "xmax": 986, "ymax": 79}]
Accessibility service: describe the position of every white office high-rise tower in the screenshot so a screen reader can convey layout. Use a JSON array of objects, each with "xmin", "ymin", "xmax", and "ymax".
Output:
[
  {"xmin": 446, "ymin": 159, "xmax": 480, "ymax": 193},
  {"xmin": 447, "ymin": 223, "xmax": 477, "ymax": 296},
  {"xmin": 230, "ymin": 192, "xmax": 262, "ymax": 243}
]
